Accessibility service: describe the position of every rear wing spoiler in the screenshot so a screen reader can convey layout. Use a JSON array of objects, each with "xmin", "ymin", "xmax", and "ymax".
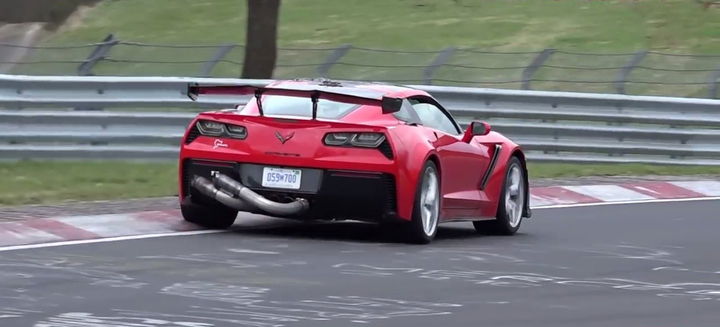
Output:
[{"xmin": 188, "ymin": 83, "xmax": 403, "ymax": 118}]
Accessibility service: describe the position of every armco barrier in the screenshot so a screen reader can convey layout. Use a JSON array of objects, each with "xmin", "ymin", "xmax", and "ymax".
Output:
[{"xmin": 1, "ymin": 74, "xmax": 719, "ymax": 165}]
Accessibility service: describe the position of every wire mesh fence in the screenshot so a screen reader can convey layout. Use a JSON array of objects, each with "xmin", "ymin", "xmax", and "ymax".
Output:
[{"xmin": 2, "ymin": 34, "xmax": 719, "ymax": 98}]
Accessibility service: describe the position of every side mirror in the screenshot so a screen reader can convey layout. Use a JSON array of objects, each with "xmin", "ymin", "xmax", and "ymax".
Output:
[{"xmin": 463, "ymin": 121, "xmax": 491, "ymax": 142}]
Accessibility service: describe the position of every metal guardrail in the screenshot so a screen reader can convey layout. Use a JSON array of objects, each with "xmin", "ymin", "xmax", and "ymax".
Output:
[
  {"xmin": 2, "ymin": 36, "xmax": 720, "ymax": 98},
  {"xmin": 1, "ymin": 74, "xmax": 719, "ymax": 165}
]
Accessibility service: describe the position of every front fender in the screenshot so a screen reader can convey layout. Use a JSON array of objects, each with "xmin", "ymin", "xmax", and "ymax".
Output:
[{"xmin": 479, "ymin": 133, "xmax": 529, "ymax": 218}]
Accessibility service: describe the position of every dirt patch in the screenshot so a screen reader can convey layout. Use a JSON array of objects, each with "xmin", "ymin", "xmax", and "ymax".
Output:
[
  {"xmin": 0, "ymin": 0, "xmax": 100, "ymax": 29},
  {"xmin": 54, "ymin": 5, "xmax": 97, "ymax": 34},
  {"xmin": 0, "ymin": 23, "xmax": 47, "ymax": 73}
]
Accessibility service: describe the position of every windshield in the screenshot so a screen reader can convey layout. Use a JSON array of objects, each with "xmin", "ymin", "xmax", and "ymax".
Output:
[{"xmin": 257, "ymin": 95, "xmax": 361, "ymax": 119}]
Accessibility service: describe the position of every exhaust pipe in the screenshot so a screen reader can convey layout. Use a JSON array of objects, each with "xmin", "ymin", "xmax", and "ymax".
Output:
[
  {"xmin": 191, "ymin": 176, "xmax": 253, "ymax": 211},
  {"xmin": 211, "ymin": 172, "xmax": 310, "ymax": 216}
]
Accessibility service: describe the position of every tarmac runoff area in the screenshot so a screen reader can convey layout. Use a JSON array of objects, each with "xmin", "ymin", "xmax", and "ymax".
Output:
[{"xmin": 0, "ymin": 181, "xmax": 718, "ymax": 326}]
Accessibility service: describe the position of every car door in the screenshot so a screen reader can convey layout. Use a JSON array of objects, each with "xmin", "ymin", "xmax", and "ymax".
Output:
[{"xmin": 409, "ymin": 97, "xmax": 491, "ymax": 219}]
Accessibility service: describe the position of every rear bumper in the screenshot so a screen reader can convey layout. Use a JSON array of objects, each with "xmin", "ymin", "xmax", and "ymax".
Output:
[{"xmin": 181, "ymin": 158, "xmax": 399, "ymax": 221}]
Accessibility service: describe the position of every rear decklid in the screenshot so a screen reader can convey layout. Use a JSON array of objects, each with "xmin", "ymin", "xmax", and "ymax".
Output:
[{"xmin": 192, "ymin": 111, "xmax": 390, "ymax": 159}]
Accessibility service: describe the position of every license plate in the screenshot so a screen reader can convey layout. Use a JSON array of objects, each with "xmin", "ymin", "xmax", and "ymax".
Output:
[{"xmin": 261, "ymin": 167, "xmax": 302, "ymax": 190}]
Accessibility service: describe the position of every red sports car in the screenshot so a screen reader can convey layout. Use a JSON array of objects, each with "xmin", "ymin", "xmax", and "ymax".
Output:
[{"xmin": 179, "ymin": 79, "xmax": 530, "ymax": 243}]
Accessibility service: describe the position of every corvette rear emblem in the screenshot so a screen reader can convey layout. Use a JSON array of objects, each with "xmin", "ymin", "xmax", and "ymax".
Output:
[{"xmin": 275, "ymin": 131, "xmax": 295, "ymax": 144}]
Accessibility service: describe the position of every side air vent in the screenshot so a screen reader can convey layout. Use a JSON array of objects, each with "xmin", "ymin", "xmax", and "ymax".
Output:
[
  {"xmin": 185, "ymin": 124, "xmax": 200, "ymax": 144},
  {"xmin": 378, "ymin": 140, "xmax": 394, "ymax": 160}
]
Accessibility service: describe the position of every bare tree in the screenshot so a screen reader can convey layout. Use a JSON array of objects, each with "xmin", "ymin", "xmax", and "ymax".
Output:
[{"xmin": 242, "ymin": 0, "xmax": 281, "ymax": 78}]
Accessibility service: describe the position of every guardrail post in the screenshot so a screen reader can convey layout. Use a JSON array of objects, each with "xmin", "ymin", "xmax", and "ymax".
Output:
[
  {"xmin": 423, "ymin": 47, "xmax": 456, "ymax": 85},
  {"xmin": 77, "ymin": 34, "xmax": 119, "ymax": 76},
  {"xmin": 316, "ymin": 44, "xmax": 352, "ymax": 78},
  {"xmin": 708, "ymin": 65, "xmax": 720, "ymax": 99},
  {"xmin": 614, "ymin": 50, "xmax": 647, "ymax": 95},
  {"xmin": 521, "ymin": 49, "xmax": 555, "ymax": 90},
  {"xmin": 199, "ymin": 44, "xmax": 237, "ymax": 77}
]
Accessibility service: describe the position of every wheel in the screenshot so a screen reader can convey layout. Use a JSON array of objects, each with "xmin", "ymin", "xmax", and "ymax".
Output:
[
  {"xmin": 473, "ymin": 156, "xmax": 526, "ymax": 235},
  {"xmin": 405, "ymin": 161, "xmax": 441, "ymax": 244},
  {"xmin": 181, "ymin": 195, "xmax": 237, "ymax": 229}
]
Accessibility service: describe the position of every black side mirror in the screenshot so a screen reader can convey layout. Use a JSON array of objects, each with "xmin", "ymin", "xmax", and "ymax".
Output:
[
  {"xmin": 463, "ymin": 121, "xmax": 491, "ymax": 142},
  {"xmin": 471, "ymin": 121, "xmax": 491, "ymax": 136}
]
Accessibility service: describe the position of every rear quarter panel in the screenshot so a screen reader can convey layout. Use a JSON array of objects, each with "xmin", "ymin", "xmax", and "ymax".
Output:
[{"xmin": 386, "ymin": 125, "xmax": 437, "ymax": 221}]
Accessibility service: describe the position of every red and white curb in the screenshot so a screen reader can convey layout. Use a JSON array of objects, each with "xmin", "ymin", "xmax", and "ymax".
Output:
[
  {"xmin": 530, "ymin": 180, "xmax": 720, "ymax": 207},
  {"xmin": 0, "ymin": 180, "xmax": 718, "ymax": 249}
]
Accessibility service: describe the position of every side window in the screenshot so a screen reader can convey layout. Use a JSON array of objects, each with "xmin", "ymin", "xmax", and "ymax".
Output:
[
  {"xmin": 410, "ymin": 100, "xmax": 461, "ymax": 135},
  {"xmin": 393, "ymin": 99, "xmax": 417, "ymax": 123}
]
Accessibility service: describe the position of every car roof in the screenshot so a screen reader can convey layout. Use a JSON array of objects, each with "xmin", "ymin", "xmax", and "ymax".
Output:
[{"xmin": 266, "ymin": 79, "xmax": 430, "ymax": 99}]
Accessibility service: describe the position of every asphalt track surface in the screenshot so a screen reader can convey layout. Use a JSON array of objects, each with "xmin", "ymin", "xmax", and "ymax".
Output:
[{"xmin": 1, "ymin": 200, "xmax": 719, "ymax": 327}]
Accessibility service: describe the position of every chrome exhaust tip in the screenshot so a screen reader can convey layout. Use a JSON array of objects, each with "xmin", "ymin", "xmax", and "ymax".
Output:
[
  {"xmin": 191, "ymin": 172, "xmax": 309, "ymax": 216},
  {"xmin": 190, "ymin": 176, "xmax": 252, "ymax": 211},
  {"xmin": 210, "ymin": 172, "xmax": 309, "ymax": 216}
]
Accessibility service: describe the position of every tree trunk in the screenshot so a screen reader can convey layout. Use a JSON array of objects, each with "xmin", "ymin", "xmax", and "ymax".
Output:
[{"xmin": 242, "ymin": 0, "xmax": 280, "ymax": 79}]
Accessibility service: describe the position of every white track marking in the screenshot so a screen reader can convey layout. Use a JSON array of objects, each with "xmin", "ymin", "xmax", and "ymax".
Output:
[
  {"xmin": 669, "ymin": 181, "xmax": 720, "ymax": 197},
  {"xmin": 533, "ymin": 196, "xmax": 720, "ymax": 209},
  {"xmin": 528, "ymin": 195, "xmax": 558, "ymax": 207},
  {"xmin": 562, "ymin": 185, "xmax": 655, "ymax": 202},
  {"xmin": 0, "ymin": 197, "xmax": 718, "ymax": 252},
  {"xmin": 0, "ymin": 230, "xmax": 223, "ymax": 252}
]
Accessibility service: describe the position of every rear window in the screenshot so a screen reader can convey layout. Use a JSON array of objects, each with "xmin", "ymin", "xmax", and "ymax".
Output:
[{"xmin": 258, "ymin": 95, "xmax": 360, "ymax": 119}]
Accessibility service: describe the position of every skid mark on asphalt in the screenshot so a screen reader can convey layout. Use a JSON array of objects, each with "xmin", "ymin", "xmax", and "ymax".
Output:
[
  {"xmin": 159, "ymin": 281, "xmax": 461, "ymax": 325},
  {"xmin": 330, "ymin": 263, "xmax": 720, "ymax": 301},
  {"xmin": 35, "ymin": 312, "xmax": 215, "ymax": 327},
  {"xmin": 228, "ymin": 248, "xmax": 281, "ymax": 255},
  {"xmin": 0, "ymin": 253, "xmax": 149, "ymax": 309},
  {"xmin": 582, "ymin": 244, "xmax": 684, "ymax": 265},
  {"xmin": 0, "ymin": 254, "xmax": 142, "ymax": 287},
  {"xmin": 138, "ymin": 253, "xmax": 306, "ymax": 270},
  {"xmin": 0, "ymin": 308, "xmax": 40, "ymax": 320},
  {"xmin": 420, "ymin": 247, "xmax": 525, "ymax": 263}
]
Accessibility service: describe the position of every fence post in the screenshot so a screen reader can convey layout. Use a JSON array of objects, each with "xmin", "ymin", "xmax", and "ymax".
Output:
[
  {"xmin": 521, "ymin": 49, "xmax": 555, "ymax": 90},
  {"xmin": 199, "ymin": 44, "xmax": 237, "ymax": 77},
  {"xmin": 316, "ymin": 44, "xmax": 352, "ymax": 78},
  {"xmin": 77, "ymin": 34, "xmax": 118, "ymax": 76},
  {"xmin": 708, "ymin": 65, "xmax": 720, "ymax": 99},
  {"xmin": 423, "ymin": 47, "xmax": 456, "ymax": 85},
  {"xmin": 614, "ymin": 50, "xmax": 647, "ymax": 95}
]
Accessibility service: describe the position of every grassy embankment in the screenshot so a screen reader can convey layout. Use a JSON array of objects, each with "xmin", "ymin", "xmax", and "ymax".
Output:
[{"xmin": 15, "ymin": 0, "xmax": 720, "ymax": 97}]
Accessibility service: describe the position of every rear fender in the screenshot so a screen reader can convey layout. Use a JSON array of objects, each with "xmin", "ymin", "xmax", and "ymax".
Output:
[{"xmin": 388, "ymin": 126, "xmax": 437, "ymax": 221}]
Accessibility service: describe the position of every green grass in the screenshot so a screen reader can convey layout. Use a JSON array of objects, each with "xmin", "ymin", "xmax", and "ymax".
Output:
[
  {"xmin": 0, "ymin": 161, "xmax": 177, "ymax": 206},
  {"xmin": 0, "ymin": 161, "xmax": 718, "ymax": 206},
  {"xmin": 39, "ymin": 0, "xmax": 720, "ymax": 51},
  {"xmin": 15, "ymin": 0, "xmax": 720, "ymax": 97}
]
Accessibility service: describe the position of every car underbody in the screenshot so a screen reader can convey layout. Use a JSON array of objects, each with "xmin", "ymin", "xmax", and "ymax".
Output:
[{"xmin": 182, "ymin": 159, "xmax": 401, "ymax": 222}]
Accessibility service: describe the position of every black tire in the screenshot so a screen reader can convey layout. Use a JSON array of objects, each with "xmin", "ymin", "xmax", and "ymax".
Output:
[
  {"xmin": 404, "ymin": 161, "xmax": 441, "ymax": 244},
  {"xmin": 181, "ymin": 195, "xmax": 237, "ymax": 229},
  {"xmin": 473, "ymin": 156, "xmax": 525, "ymax": 235}
]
